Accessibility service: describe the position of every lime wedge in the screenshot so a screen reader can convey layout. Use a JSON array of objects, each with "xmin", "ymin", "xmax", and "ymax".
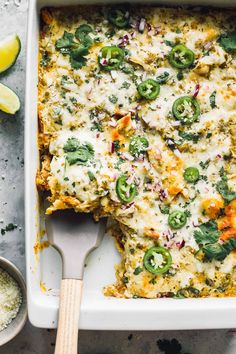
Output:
[
  {"xmin": 0, "ymin": 34, "xmax": 21, "ymax": 73},
  {"xmin": 0, "ymin": 83, "xmax": 20, "ymax": 114}
]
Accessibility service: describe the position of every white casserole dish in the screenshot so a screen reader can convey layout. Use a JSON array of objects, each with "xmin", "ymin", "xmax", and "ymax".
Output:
[{"xmin": 25, "ymin": 0, "xmax": 236, "ymax": 330}]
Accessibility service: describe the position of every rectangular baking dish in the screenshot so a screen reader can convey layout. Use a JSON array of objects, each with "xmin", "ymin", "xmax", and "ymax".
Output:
[{"xmin": 25, "ymin": 0, "xmax": 236, "ymax": 329}]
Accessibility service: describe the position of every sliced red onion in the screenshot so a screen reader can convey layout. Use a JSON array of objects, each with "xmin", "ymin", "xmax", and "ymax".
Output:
[
  {"xmin": 171, "ymin": 121, "xmax": 181, "ymax": 127},
  {"xmin": 130, "ymin": 31, "xmax": 136, "ymax": 38},
  {"xmin": 100, "ymin": 58, "xmax": 108, "ymax": 66},
  {"xmin": 96, "ymin": 133, "xmax": 100, "ymax": 139},
  {"xmin": 131, "ymin": 120, "xmax": 137, "ymax": 129},
  {"xmin": 110, "ymin": 70, "xmax": 117, "ymax": 80},
  {"xmin": 121, "ymin": 152, "xmax": 134, "ymax": 161},
  {"xmin": 147, "ymin": 23, "xmax": 152, "ymax": 32},
  {"xmin": 108, "ymin": 119, "xmax": 117, "ymax": 127},
  {"xmin": 118, "ymin": 34, "xmax": 129, "ymax": 48},
  {"xmin": 110, "ymin": 142, "xmax": 115, "ymax": 153},
  {"xmin": 173, "ymin": 149, "xmax": 181, "ymax": 158},
  {"xmin": 159, "ymin": 188, "xmax": 168, "ymax": 201},
  {"xmin": 176, "ymin": 240, "xmax": 185, "ymax": 249},
  {"xmin": 216, "ymin": 153, "xmax": 222, "ymax": 159},
  {"xmin": 124, "ymin": 201, "xmax": 135, "ymax": 209},
  {"xmin": 193, "ymin": 83, "xmax": 200, "ymax": 98},
  {"xmin": 153, "ymin": 181, "xmax": 161, "ymax": 192},
  {"xmin": 203, "ymin": 41, "xmax": 213, "ymax": 51},
  {"xmin": 138, "ymin": 18, "xmax": 146, "ymax": 33},
  {"xmin": 167, "ymin": 229, "xmax": 174, "ymax": 239},
  {"xmin": 192, "ymin": 221, "xmax": 200, "ymax": 227},
  {"xmin": 142, "ymin": 115, "xmax": 150, "ymax": 124},
  {"xmin": 155, "ymin": 148, "xmax": 162, "ymax": 159},
  {"xmin": 153, "ymin": 26, "xmax": 161, "ymax": 35}
]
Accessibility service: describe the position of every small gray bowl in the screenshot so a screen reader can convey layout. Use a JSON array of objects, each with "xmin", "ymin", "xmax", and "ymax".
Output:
[{"xmin": 0, "ymin": 257, "xmax": 27, "ymax": 346}]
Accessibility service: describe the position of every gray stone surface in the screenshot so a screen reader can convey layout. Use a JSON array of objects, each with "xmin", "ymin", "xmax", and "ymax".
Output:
[{"xmin": 0, "ymin": 1, "xmax": 236, "ymax": 353}]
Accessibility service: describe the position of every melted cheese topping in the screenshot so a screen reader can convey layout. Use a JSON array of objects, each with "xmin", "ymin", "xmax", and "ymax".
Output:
[{"xmin": 38, "ymin": 5, "xmax": 236, "ymax": 298}]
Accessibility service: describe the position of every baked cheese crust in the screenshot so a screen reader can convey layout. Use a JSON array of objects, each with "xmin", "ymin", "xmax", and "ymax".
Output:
[{"xmin": 38, "ymin": 5, "xmax": 236, "ymax": 298}]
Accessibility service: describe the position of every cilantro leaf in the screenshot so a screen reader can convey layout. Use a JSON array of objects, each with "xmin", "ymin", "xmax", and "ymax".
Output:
[
  {"xmin": 194, "ymin": 221, "xmax": 220, "ymax": 246},
  {"xmin": 56, "ymin": 31, "xmax": 74, "ymax": 53},
  {"xmin": 64, "ymin": 138, "xmax": 94, "ymax": 166},
  {"xmin": 70, "ymin": 47, "xmax": 89, "ymax": 69},
  {"xmin": 55, "ymin": 30, "xmax": 91, "ymax": 69},
  {"xmin": 75, "ymin": 24, "xmax": 94, "ymax": 47},
  {"xmin": 63, "ymin": 137, "xmax": 80, "ymax": 152},
  {"xmin": 216, "ymin": 169, "xmax": 236, "ymax": 204},
  {"xmin": 203, "ymin": 243, "xmax": 228, "ymax": 261},
  {"xmin": 223, "ymin": 237, "xmax": 236, "ymax": 252},
  {"xmin": 218, "ymin": 31, "xmax": 236, "ymax": 53}
]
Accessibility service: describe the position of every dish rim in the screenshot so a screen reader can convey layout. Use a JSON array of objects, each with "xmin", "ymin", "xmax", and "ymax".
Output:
[{"xmin": 25, "ymin": 0, "xmax": 236, "ymax": 330}]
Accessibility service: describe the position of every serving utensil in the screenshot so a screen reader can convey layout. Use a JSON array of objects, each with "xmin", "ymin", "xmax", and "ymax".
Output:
[{"xmin": 45, "ymin": 210, "xmax": 106, "ymax": 354}]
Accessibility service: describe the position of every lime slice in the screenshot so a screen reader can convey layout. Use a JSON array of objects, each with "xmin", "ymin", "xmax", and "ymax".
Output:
[
  {"xmin": 0, "ymin": 34, "xmax": 21, "ymax": 73},
  {"xmin": 0, "ymin": 83, "xmax": 20, "ymax": 114}
]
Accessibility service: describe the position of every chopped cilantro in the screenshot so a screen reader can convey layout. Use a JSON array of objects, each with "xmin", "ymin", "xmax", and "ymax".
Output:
[
  {"xmin": 121, "ymin": 65, "xmax": 134, "ymax": 74},
  {"xmin": 113, "ymin": 140, "xmax": 120, "ymax": 152},
  {"xmin": 134, "ymin": 267, "xmax": 143, "ymax": 275},
  {"xmin": 91, "ymin": 122, "xmax": 104, "ymax": 132},
  {"xmin": 199, "ymin": 159, "xmax": 210, "ymax": 169},
  {"xmin": 114, "ymin": 158, "xmax": 125, "ymax": 169},
  {"xmin": 108, "ymin": 95, "xmax": 118, "ymax": 104},
  {"xmin": 88, "ymin": 171, "xmax": 96, "ymax": 181},
  {"xmin": 156, "ymin": 72, "xmax": 170, "ymax": 84},
  {"xmin": 123, "ymin": 276, "xmax": 129, "ymax": 284},
  {"xmin": 164, "ymin": 39, "xmax": 175, "ymax": 47},
  {"xmin": 178, "ymin": 131, "xmax": 200, "ymax": 143},
  {"xmin": 40, "ymin": 51, "xmax": 50, "ymax": 67},
  {"xmin": 200, "ymin": 175, "xmax": 208, "ymax": 182},
  {"xmin": 177, "ymin": 71, "xmax": 184, "ymax": 80},
  {"xmin": 184, "ymin": 210, "xmax": 192, "ymax": 217},
  {"xmin": 159, "ymin": 204, "xmax": 170, "ymax": 214},
  {"xmin": 121, "ymin": 81, "xmax": 131, "ymax": 89},
  {"xmin": 1, "ymin": 223, "xmax": 17, "ymax": 235},
  {"xmin": 64, "ymin": 177, "xmax": 69, "ymax": 181},
  {"xmin": 105, "ymin": 29, "xmax": 115, "ymax": 38},
  {"xmin": 60, "ymin": 75, "xmax": 69, "ymax": 86},
  {"xmin": 209, "ymin": 91, "xmax": 216, "ymax": 109}
]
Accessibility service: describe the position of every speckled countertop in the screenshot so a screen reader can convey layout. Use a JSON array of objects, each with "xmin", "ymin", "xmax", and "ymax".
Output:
[{"xmin": 0, "ymin": 1, "xmax": 235, "ymax": 353}]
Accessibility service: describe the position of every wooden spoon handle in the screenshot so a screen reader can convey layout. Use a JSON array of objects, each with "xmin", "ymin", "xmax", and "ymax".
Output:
[{"xmin": 54, "ymin": 279, "xmax": 83, "ymax": 354}]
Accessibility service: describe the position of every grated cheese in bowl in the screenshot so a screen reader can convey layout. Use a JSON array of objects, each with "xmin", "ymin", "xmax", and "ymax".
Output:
[{"xmin": 0, "ymin": 267, "xmax": 22, "ymax": 331}]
